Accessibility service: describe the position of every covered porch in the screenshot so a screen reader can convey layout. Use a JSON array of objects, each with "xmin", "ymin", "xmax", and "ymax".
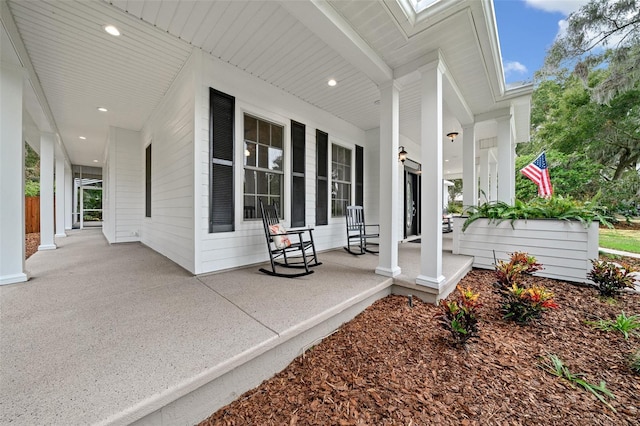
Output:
[{"xmin": 1, "ymin": 230, "xmax": 472, "ymax": 425}]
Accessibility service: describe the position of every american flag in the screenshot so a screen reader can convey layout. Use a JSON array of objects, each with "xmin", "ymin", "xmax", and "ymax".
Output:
[{"xmin": 520, "ymin": 152, "xmax": 553, "ymax": 197}]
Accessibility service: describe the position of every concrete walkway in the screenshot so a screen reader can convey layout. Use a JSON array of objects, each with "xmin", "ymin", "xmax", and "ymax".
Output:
[{"xmin": 0, "ymin": 230, "xmax": 472, "ymax": 425}]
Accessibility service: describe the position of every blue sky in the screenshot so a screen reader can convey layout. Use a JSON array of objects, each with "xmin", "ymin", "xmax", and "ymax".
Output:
[{"xmin": 494, "ymin": 0, "xmax": 589, "ymax": 84}]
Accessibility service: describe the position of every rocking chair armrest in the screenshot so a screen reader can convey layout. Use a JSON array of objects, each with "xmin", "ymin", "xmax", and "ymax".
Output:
[{"xmin": 269, "ymin": 229, "xmax": 305, "ymax": 237}]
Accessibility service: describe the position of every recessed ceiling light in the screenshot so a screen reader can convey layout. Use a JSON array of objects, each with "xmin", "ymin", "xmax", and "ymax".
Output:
[
  {"xmin": 97, "ymin": 107, "xmax": 108, "ymax": 112},
  {"xmin": 327, "ymin": 79, "xmax": 337, "ymax": 87},
  {"xmin": 79, "ymin": 136, "xmax": 86, "ymax": 140},
  {"xmin": 93, "ymin": 160, "xmax": 99, "ymax": 163},
  {"xmin": 445, "ymin": 159, "xmax": 449, "ymax": 162},
  {"xmin": 104, "ymin": 25, "xmax": 121, "ymax": 36}
]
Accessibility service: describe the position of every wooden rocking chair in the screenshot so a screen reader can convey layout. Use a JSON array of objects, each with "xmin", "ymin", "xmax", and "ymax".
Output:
[
  {"xmin": 259, "ymin": 199, "xmax": 321, "ymax": 278},
  {"xmin": 344, "ymin": 205, "xmax": 379, "ymax": 255}
]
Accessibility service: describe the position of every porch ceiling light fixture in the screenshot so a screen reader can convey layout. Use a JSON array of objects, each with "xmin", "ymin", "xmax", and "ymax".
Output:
[
  {"xmin": 104, "ymin": 25, "xmax": 121, "ymax": 36},
  {"xmin": 446, "ymin": 132, "xmax": 459, "ymax": 143},
  {"xmin": 79, "ymin": 136, "xmax": 86, "ymax": 140},
  {"xmin": 97, "ymin": 107, "xmax": 108, "ymax": 112},
  {"xmin": 398, "ymin": 146, "xmax": 408, "ymax": 163},
  {"xmin": 327, "ymin": 79, "xmax": 337, "ymax": 87}
]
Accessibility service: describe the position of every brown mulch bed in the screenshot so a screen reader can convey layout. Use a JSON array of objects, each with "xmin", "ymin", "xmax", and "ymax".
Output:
[
  {"xmin": 201, "ymin": 270, "xmax": 640, "ymax": 425},
  {"xmin": 25, "ymin": 232, "xmax": 40, "ymax": 259}
]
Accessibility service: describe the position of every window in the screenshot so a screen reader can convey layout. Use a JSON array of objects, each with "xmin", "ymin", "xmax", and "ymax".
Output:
[
  {"xmin": 355, "ymin": 145, "xmax": 363, "ymax": 206},
  {"xmin": 243, "ymin": 114, "xmax": 284, "ymax": 219},
  {"xmin": 145, "ymin": 144, "xmax": 151, "ymax": 217},
  {"xmin": 331, "ymin": 144, "xmax": 352, "ymax": 217}
]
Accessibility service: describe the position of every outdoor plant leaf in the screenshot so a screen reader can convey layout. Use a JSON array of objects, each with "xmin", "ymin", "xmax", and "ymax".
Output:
[
  {"xmin": 586, "ymin": 312, "xmax": 640, "ymax": 340},
  {"xmin": 462, "ymin": 196, "xmax": 613, "ymax": 232},
  {"xmin": 541, "ymin": 354, "xmax": 617, "ymax": 412}
]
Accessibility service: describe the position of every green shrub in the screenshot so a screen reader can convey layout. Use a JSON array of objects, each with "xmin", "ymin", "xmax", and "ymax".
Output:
[
  {"xmin": 436, "ymin": 286, "xmax": 481, "ymax": 347},
  {"xmin": 25, "ymin": 180, "xmax": 40, "ymax": 197},
  {"xmin": 587, "ymin": 259, "xmax": 637, "ymax": 297}
]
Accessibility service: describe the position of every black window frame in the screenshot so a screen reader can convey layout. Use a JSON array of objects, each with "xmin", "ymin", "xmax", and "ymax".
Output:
[
  {"xmin": 315, "ymin": 130, "xmax": 328, "ymax": 226},
  {"xmin": 209, "ymin": 88, "xmax": 235, "ymax": 233},
  {"xmin": 145, "ymin": 143, "xmax": 151, "ymax": 218}
]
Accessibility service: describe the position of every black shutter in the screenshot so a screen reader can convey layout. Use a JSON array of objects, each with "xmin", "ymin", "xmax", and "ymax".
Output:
[
  {"xmin": 291, "ymin": 121, "xmax": 306, "ymax": 227},
  {"xmin": 145, "ymin": 144, "xmax": 152, "ymax": 218},
  {"xmin": 209, "ymin": 88, "xmax": 235, "ymax": 233},
  {"xmin": 316, "ymin": 130, "xmax": 328, "ymax": 226},
  {"xmin": 355, "ymin": 145, "xmax": 363, "ymax": 206}
]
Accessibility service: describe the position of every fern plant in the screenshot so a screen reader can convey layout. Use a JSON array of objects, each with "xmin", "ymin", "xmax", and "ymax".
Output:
[{"xmin": 462, "ymin": 195, "xmax": 612, "ymax": 232}]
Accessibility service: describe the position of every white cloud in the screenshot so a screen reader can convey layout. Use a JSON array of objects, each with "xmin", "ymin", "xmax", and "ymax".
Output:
[
  {"xmin": 504, "ymin": 60, "xmax": 528, "ymax": 75},
  {"xmin": 524, "ymin": 0, "xmax": 588, "ymax": 16}
]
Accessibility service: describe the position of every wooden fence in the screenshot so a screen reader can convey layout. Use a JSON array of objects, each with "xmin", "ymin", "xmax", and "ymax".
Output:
[{"xmin": 25, "ymin": 196, "xmax": 40, "ymax": 234}]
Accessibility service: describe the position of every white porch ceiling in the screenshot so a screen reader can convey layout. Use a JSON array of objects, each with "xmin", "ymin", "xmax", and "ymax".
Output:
[{"xmin": 5, "ymin": 0, "xmax": 528, "ymax": 176}]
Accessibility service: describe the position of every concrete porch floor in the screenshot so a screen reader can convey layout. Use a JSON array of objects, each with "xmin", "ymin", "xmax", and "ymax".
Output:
[{"xmin": 0, "ymin": 230, "xmax": 472, "ymax": 425}]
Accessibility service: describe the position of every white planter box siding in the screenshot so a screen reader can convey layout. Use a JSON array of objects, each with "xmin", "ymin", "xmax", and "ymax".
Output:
[{"xmin": 452, "ymin": 218, "xmax": 599, "ymax": 284}]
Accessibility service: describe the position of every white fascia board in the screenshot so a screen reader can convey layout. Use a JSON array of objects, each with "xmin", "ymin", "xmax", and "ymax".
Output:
[{"xmin": 280, "ymin": 0, "xmax": 393, "ymax": 85}]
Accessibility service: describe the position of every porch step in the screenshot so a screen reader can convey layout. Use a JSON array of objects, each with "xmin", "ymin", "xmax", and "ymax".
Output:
[{"xmin": 117, "ymin": 281, "xmax": 393, "ymax": 426}]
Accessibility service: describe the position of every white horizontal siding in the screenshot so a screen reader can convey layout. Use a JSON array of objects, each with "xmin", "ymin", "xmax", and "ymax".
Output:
[
  {"xmin": 195, "ymin": 52, "xmax": 367, "ymax": 274},
  {"xmin": 141, "ymin": 52, "xmax": 196, "ymax": 273},
  {"xmin": 453, "ymin": 218, "xmax": 599, "ymax": 284}
]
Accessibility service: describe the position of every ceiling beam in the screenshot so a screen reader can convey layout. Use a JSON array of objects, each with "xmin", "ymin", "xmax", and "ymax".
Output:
[{"xmin": 280, "ymin": 0, "xmax": 393, "ymax": 85}]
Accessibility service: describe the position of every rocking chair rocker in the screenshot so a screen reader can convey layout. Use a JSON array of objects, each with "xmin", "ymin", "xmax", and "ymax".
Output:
[
  {"xmin": 259, "ymin": 199, "xmax": 321, "ymax": 278},
  {"xmin": 344, "ymin": 205, "xmax": 379, "ymax": 255}
]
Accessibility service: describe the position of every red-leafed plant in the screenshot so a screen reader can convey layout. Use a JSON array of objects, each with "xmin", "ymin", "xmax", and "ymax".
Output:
[
  {"xmin": 495, "ymin": 251, "xmax": 543, "ymax": 288},
  {"xmin": 587, "ymin": 259, "xmax": 637, "ymax": 297},
  {"xmin": 501, "ymin": 283, "xmax": 559, "ymax": 324},
  {"xmin": 437, "ymin": 285, "xmax": 482, "ymax": 347}
]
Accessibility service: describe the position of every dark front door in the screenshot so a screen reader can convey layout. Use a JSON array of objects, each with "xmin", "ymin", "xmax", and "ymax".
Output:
[{"xmin": 404, "ymin": 170, "xmax": 420, "ymax": 238}]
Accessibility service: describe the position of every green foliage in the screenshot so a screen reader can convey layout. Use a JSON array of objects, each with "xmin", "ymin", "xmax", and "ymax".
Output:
[
  {"xmin": 24, "ymin": 180, "xmax": 40, "ymax": 197},
  {"xmin": 541, "ymin": 354, "xmax": 617, "ymax": 412},
  {"xmin": 541, "ymin": 0, "xmax": 640, "ymax": 104},
  {"xmin": 587, "ymin": 259, "xmax": 637, "ymax": 297},
  {"xmin": 630, "ymin": 349, "xmax": 640, "ymax": 374},
  {"xmin": 447, "ymin": 179, "xmax": 463, "ymax": 205},
  {"xmin": 436, "ymin": 286, "xmax": 481, "ymax": 347},
  {"xmin": 24, "ymin": 142, "xmax": 40, "ymax": 196},
  {"xmin": 462, "ymin": 196, "xmax": 612, "ymax": 232},
  {"xmin": 501, "ymin": 283, "xmax": 559, "ymax": 324},
  {"xmin": 587, "ymin": 312, "xmax": 640, "ymax": 340}
]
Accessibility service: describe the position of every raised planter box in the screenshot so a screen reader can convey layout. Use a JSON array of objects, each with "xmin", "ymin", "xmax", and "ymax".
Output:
[{"xmin": 452, "ymin": 217, "xmax": 599, "ymax": 284}]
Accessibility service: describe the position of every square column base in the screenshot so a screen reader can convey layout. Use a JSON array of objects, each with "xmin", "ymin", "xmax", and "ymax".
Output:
[
  {"xmin": 415, "ymin": 274, "xmax": 445, "ymax": 290},
  {"xmin": 375, "ymin": 266, "xmax": 401, "ymax": 278},
  {"xmin": 0, "ymin": 273, "xmax": 28, "ymax": 286},
  {"xmin": 55, "ymin": 233, "xmax": 67, "ymax": 238},
  {"xmin": 38, "ymin": 244, "xmax": 57, "ymax": 251}
]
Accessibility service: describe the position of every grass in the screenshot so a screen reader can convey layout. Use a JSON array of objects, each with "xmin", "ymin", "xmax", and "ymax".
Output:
[{"xmin": 599, "ymin": 228, "xmax": 640, "ymax": 254}]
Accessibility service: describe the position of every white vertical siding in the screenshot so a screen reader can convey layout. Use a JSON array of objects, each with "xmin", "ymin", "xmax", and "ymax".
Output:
[
  {"xmin": 195, "ymin": 53, "xmax": 368, "ymax": 274},
  {"xmin": 141, "ymin": 52, "xmax": 196, "ymax": 273}
]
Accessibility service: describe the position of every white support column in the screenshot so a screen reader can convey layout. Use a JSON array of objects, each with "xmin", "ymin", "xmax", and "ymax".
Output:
[
  {"xmin": 461, "ymin": 123, "xmax": 476, "ymax": 208},
  {"xmin": 55, "ymin": 155, "xmax": 66, "ymax": 237},
  {"xmin": 39, "ymin": 132, "xmax": 57, "ymax": 250},
  {"xmin": 479, "ymin": 149, "xmax": 490, "ymax": 203},
  {"xmin": 489, "ymin": 153, "xmax": 498, "ymax": 202},
  {"xmin": 64, "ymin": 164, "xmax": 72, "ymax": 230},
  {"xmin": 375, "ymin": 80, "xmax": 402, "ymax": 277},
  {"xmin": 0, "ymin": 63, "xmax": 28, "ymax": 285},
  {"xmin": 497, "ymin": 114, "xmax": 514, "ymax": 203},
  {"xmin": 416, "ymin": 60, "xmax": 445, "ymax": 289}
]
